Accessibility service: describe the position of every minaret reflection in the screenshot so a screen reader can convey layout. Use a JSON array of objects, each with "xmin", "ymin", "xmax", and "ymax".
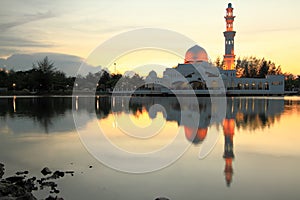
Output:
[{"xmin": 223, "ymin": 118, "xmax": 235, "ymax": 187}]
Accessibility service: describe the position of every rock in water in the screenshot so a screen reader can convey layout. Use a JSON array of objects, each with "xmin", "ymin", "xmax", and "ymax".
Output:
[
  {"xmin": 46, "ymin": 195, "xmax": 64, "ymax": 200},
  {"xmin": 65, "ymin": 171, "xmax": 74, "ymax": 176},
  {"xmin": 51, "ymin": 171, "xmax": 65, "ymax": 179},
  {"xmin": 5, "ymin": 176, "xmax": 25, "ymax": 183},
  {"xmin": 0, "ymin": 163, "xmax": 4, "ymax": 179},
  {"xmin": 155, "ymin": 198, "xmax": 170, "ymax": 200},
  {"xmin": 41, "ymin": 167, "xmax": 52, "ymax": 176},
  {"xmin": 0, "ymin": 164, "xmax": 69, "ymax": 200},
  {"xmin": 16, "ymin": 171, "xmax": 29, "ymax": 175},
  {"xmin": 0, "ymin": 182, "xmax": 37, "ymax": 200}
]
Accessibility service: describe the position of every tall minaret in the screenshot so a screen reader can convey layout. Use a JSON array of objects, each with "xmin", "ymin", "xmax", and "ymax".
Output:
[{"xmin": 223, "ymin": 3, "xmax": 236, "ymax": 70}]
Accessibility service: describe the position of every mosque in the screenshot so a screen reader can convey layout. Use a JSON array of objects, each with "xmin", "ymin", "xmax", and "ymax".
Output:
[{"xmin": 144, "ymin": 3, "xmax": 285, "ymax": 96}]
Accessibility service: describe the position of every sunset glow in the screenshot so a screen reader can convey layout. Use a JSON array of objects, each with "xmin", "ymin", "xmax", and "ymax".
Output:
[{"xmin": 0, "ymin": 0, "xmax": 299, "ymax": 74}]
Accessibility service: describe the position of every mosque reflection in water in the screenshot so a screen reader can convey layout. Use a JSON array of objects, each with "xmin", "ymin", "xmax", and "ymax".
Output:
[
  {"xmin": 111, "ymin": 97, "xmax": 284, "ymax": 187},
  {"xmin": 1, "ymin": 96, "xmax": 285, "ymax": 186}
]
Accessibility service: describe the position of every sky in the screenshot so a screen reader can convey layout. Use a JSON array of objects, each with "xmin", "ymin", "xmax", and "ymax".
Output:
[{"xmin": 0, "ymin": 0, "xmax": 300, "ymax": 75}]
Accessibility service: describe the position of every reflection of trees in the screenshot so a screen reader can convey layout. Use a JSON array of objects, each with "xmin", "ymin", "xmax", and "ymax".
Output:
[
  {"xmin": 233, "ymin": 98, "xmax": 284, "ymax": 131},
  {"xmin": 95, "ymin": 97, "xmax": 111, "ymax": 119},
  {"xmin": 1, "ymin": 97, "xmax": 93, "ymax": 133},
  {"xmin": 128, "ymin": 101, "xmax": 144, "ymax": 116},
  {"xmin": 235, "ymin": 112, "xmax": 279, "ymax": 131},
  {"xmin": 0, "ymin": 96, "xmax": 286, "ymax": 133},
  {"xmin": 0, "ymin": 98, "xmax": 72, "ymax": 133},
  {"xmin": 0, "ymin": 97, "xmax": 113, "ymax": 133},
  {"xmin": 284, "ymin": 100, "xmax": 300, "ymax": 114}
]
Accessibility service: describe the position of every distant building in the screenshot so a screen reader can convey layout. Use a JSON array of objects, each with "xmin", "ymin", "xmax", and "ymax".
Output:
[{"xmin": 145, "ymin": 3, "xmax": 284, "ymax": 96}]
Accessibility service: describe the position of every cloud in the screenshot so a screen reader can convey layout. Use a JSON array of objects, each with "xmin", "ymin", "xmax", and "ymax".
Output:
[
  {"xmin": 0, "ymin": 48, "xmax": 22, "ymax": 58},
  {"xmin": 0, "ymin": 11, "xmax": 57, "ymax": 55},
  {"xmin": 0, "ymin": 52, "xmax": 101, "ymax": 76},
  {"xmin": 0, "ymin": 11, "xmax": 56, "ymax": 32},
  {"xmin": 0, "ymin": 35, "xmax": 55, "ymax": 47}
]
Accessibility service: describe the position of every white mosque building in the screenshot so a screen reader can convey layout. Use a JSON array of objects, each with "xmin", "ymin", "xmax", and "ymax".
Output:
[{"xmin": 144, "ymin": 3, "xmax": 284, "ymax": 96}]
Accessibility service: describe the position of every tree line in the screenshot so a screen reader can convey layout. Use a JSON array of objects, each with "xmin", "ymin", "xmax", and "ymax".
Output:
[
  {"xmin": 214, "ymin": 56, "xmax": 300, "ymax": 90},
  {"xmin": 0, "ymin": 57, "xmax": 144, "ymax": 94}
]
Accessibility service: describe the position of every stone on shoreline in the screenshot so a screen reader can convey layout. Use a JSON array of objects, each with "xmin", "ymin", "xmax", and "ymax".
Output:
[
  {"xmin": 45, "ymin": 195, "xmax": 64, "ymax": 200},
  {"xmin": 0, "ymin": 163, "xmax": 4, "ymax": 179},
  {"xmin": 16, "ymin": 171, "xmax": 29, "ymax": 176},
  {"xmin": 41, "ymin": 167, "xmax": 52, "ymax": 176},
  {"xmin": 155, "ymin": 197, "xmax": 170, "ymax": 200},
  {"xmin": 0, "ymin": 181, "xmax": 37, "ymax": 200},
  {"xmin": 51, "ymin": 171, "xmax": 64, "ymax": 179},
  {"xmin": 65, "ymin": 171, "xmax": 74, "ymax": 176},
  {"xmin": 0, "ymin": 164, "xmax": 73, "ymax": 200}
]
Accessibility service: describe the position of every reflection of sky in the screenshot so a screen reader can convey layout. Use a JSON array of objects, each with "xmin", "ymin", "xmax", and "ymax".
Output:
[
  {"xmin": 1, "ymin": 97, "xmax": 300, "ymax": 199},
  {"xmin": 0, "ymin": 112, "xmax": 75, "ymax": 135}
]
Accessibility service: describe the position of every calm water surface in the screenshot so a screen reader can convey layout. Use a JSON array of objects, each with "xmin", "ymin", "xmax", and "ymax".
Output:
[{"xmin": 0, "ymin": 96, "xmax": 300, "ymax": 200}]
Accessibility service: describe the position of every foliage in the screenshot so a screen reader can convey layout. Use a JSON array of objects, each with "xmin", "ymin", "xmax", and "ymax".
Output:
[
  {"xmin": 214, "ymin": 56, "xmax": 283, "ymax": 78},
  {"xmin": 0, "ymin": 56, "xmax": 139, "ymax": 93},
  {"xmin": 0, "ymin": 57, "xmax": 68, "ymax": 92},
  {"xmin": 235, "ymin": 56, "xmax": 282, "ymax": 78},
  {"xmin": 284, "ymin": 73, "xmax": 300, "ymax": 91}
]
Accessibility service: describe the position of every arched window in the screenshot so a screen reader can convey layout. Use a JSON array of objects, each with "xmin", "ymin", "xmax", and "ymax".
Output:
[
  {"xmin": 245, "ymin": 83, "xmax": 249, "ymax": 90},
  {"xmin": 238, "ymin": 83, "xmax": 243, "ymax": 90},
  {"xmin": 258, "ymin": 82, "xmax": 263, "ymax": 90},
  {"xmin": 212, "ymin": 80, "xmax": 218, "ymax": 89},
  {"xmin": 264, "ymin": 82, "xmax": 269, "ymax": 90}
]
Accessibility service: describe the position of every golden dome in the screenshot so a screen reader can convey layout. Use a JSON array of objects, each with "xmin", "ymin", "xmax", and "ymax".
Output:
[{"xmin": 184, "ymin": 45, "xmax": 208, "ymax": 64}]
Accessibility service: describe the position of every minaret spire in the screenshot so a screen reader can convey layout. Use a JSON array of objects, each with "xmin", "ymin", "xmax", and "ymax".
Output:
[{"xmin": 223, "ymin": 3, "xmax": 236, "ymax": 70}]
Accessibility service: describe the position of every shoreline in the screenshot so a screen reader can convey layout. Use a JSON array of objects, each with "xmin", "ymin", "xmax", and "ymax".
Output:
[
  {"xmin": 0, "ymin": 89, "xmax": 299, "ymax": 97},
  {"xmin": 0, "ymin": 94, "xmax": 299, "ymax": 97},
  {"xmin": 0, "ymin": 162, "xmax": 73, "ymax": 200}
]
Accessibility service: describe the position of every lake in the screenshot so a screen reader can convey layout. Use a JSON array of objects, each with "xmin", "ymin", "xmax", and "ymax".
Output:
[{"xmin": 0, "ymin": 96, "xmax": 300, "ymax": 200}]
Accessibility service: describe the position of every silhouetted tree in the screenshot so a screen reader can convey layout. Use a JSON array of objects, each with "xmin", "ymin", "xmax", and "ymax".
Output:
[
  {"xmin": 214, "ymin": 57, "xmax": 223, "ymax": 68},
  {"xmin": 258, "ymin": 60, "xmax": 269, "ymax": 78},
  {"xmin": 107, "ymin": 73, "xmax": 122, "ymax": 90},
  {"xmin": 234, "ymin": 56, "xmax": 282, "ymax": 78},
  {"xmin": 0, "ymin": 70, "xmax": 9, "ymax": 87},
  {"xmin": 33, "ymin": 56, "xmax": 57, "ymax": 91},
  {"xmin": 98, "ymin": 70, "xmax": 111, "ymax": 91}
]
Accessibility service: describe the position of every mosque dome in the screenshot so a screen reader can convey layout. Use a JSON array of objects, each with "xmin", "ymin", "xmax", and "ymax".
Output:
[
  {"xmin": 184, "ymin": 45, "xmax": 208, "ymax": 64},
  {"xmin": 148, "ymin": 70, "xmax": 157, "ymax": 78}
]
